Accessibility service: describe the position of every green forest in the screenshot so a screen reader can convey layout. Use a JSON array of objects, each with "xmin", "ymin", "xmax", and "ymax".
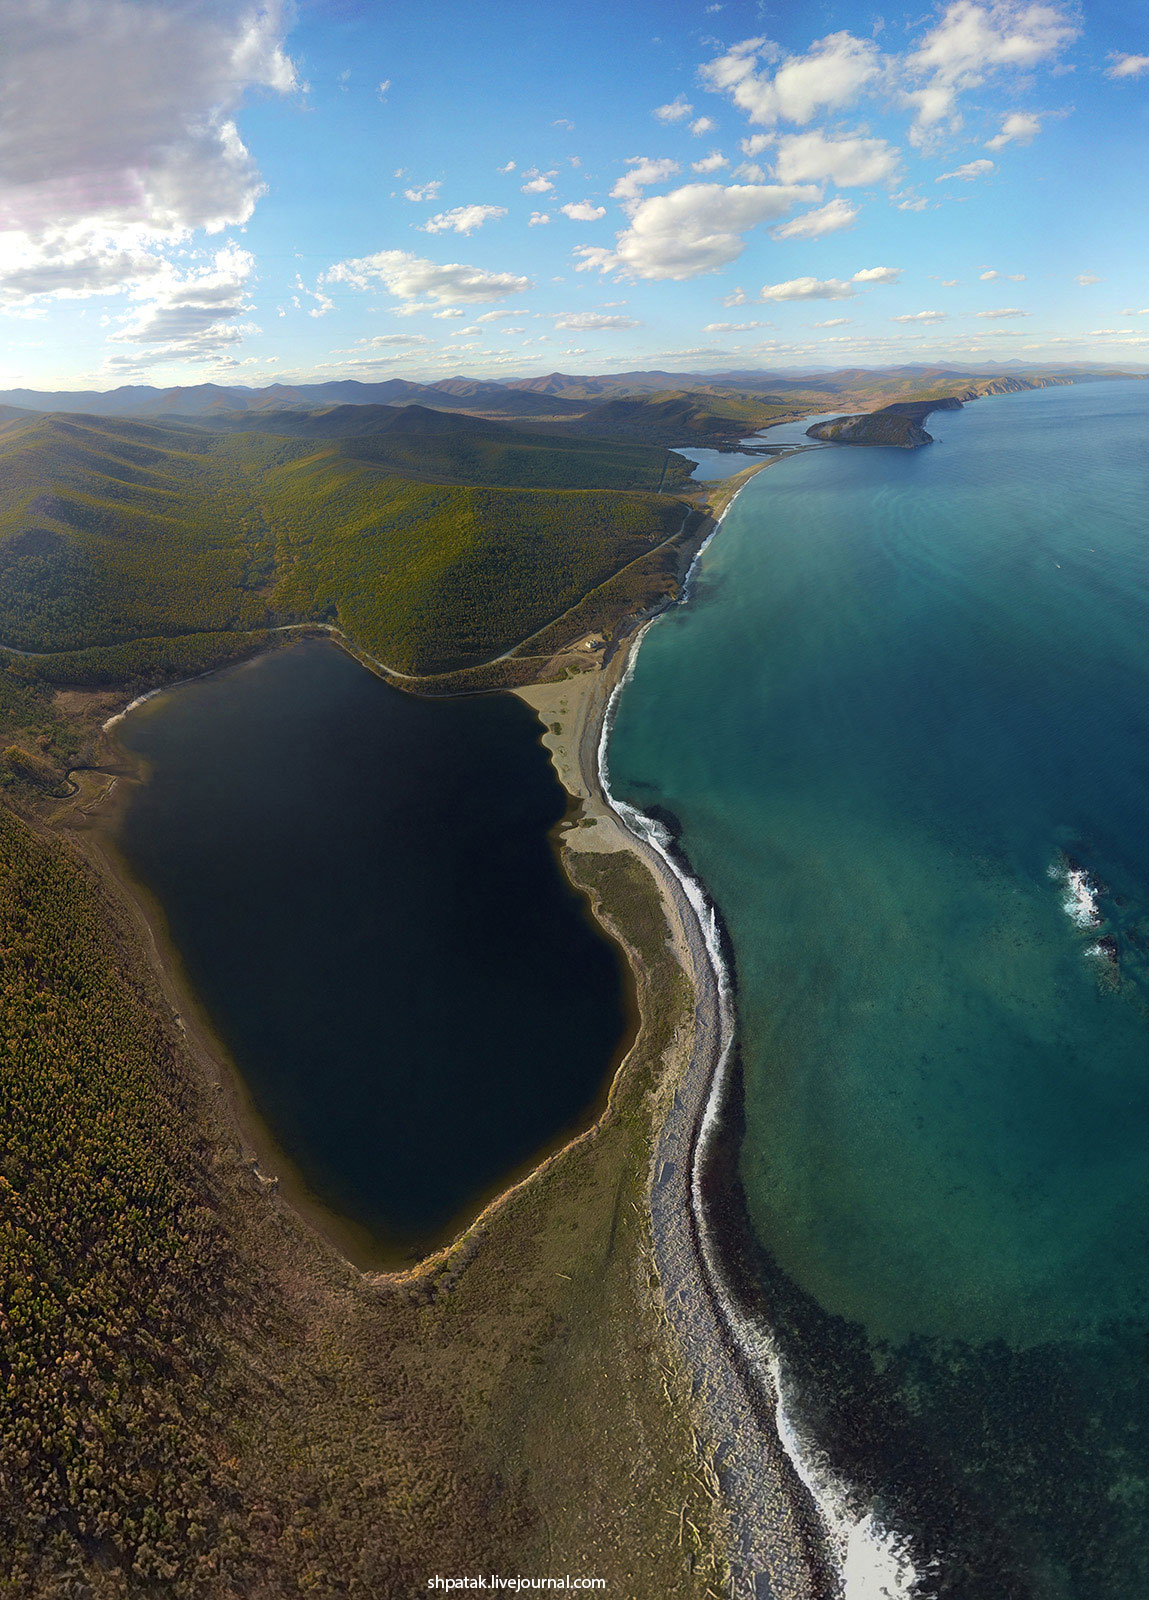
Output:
[
  {"xmin": 0, "ymin": 410, "xmax": 692, "ymax": 676},
  {"xmin": 0, "ymin": 809, "xmax": 252, "ymax": 1589}
]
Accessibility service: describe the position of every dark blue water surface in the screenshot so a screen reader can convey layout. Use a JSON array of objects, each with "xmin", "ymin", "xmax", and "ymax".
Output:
[
  {"xmin": 609, "ymin": 380, "xmax": 1149, "ymax": 1597},
  {"xmin": 114, "ymin": 640, "xmax": 629, "ymax": 1259}
]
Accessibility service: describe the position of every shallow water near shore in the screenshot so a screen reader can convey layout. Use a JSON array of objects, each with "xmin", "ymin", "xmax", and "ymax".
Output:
[
  {"xmin": 608, "ymin": 379, "xmax": 1149, "ymax": 1596},
  {"xmin": 112, "ymin": 638, "xmax": 630, "ymax": 1259}
]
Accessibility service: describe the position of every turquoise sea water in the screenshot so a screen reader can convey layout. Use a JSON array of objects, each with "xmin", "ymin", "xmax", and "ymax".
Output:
[{"xmin": 608, "ymin": 380, "xmax": 1149, "ymax": 1596}]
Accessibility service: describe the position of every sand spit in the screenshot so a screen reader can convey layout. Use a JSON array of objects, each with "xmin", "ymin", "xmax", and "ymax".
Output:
[{"xmin": 515, "ymin": 649, "xmax": 826, "ymax": 1594}]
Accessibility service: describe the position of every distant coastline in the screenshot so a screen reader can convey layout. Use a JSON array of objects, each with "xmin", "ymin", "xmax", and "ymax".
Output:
[{"xmin": 804, "ymin": 370, "xmax": 1147, "ymax": 449}]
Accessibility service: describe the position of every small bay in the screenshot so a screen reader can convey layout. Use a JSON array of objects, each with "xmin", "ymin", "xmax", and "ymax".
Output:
[{"xmin": 112, "ymin": 638, "xmax": 630, "ymax": 1261}]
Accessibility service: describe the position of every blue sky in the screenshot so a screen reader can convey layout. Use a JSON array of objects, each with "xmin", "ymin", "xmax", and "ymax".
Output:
[{"xmin": 1, "ymin": 0, "xmax": 1146, "ymax": 389}]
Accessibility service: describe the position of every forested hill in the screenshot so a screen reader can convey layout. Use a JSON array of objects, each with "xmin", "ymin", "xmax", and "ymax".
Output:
[
  {"xmin": 169, "ymin": 402, "xmax": 696, "ymax": 491},
  {"xmin": 0, "ymin": 408, "xmax": 692, "ymax": 678},
  {"xmin": 806, "ymin": 398, "xmax": 965, "ymax": 448}
]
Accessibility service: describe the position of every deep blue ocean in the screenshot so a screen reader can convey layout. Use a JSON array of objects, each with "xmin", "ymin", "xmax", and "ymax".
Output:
[{"xmin": 608, "ymin": 380, "xmax": 1149, "ymax": 1597}]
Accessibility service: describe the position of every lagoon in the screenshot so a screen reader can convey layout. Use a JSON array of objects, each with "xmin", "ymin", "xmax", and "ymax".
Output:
[{"xmin": 113, "ymin": 638, "xmax": 630, "ymax": 1261}]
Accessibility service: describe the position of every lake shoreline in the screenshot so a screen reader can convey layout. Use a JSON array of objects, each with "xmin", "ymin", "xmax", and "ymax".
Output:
[
  {"xmin": 62, "ymin": 660, "xmax": 640, "ymax": 1282},
  {"xmin": 59, "ymin": 764, "xmax": 405, "ymax": 1272}
]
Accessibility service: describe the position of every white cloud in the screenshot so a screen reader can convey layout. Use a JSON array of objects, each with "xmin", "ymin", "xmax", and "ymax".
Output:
[
  {"xmin": 1075, "ymin": 272, "xmax": 1101, "ymax": 285},
  {"xmin": 0, "ymin": 231, "xmax": 168, "ymax": 304},
  {"xmin": 377, "ymin": 79, "xmax": 391, "ymax": 99},
  {"xmin": 691, "ymin": 151, "xmax": 729, "ymax": 173},
  {"xmin": 404, "ymin": 181, "xmax": 442, "ymax": 202},
  {"xmin": 586, "ymin": 180, "xmax": 818, "ymax": 281},
  {"xmin": 1007, "ymin": 272, "xmax": 1026, "ymax": 281},
  {"xmin": 891, "ymin": 309, "xmax": 948, "ymax": 322},
  {"xmin": 814, "ymin": 317, "xmax": 851, "ymax": 326},
  {"xmin": 0, "ymin": 0, "xmax": 297, "ymax": 307},
  {"xmin": 942, "ymin": 278, "xmax": 960, "ymax": 286},
  {"xmin": 904, "ymin": 2, "xmax": 1077, "ymax": 144},
  {"xmin": 107, "ymin": 243, "xmax": 256, "ymax": 357},
  {"xmin": 610, "ymin": 157, "xmax": 681, "ymax": 204},
  {"xmin": 703, "ymin": 319, "xmax": 770, "ymax": 332},
  {"xmin": 498, "ymin": 160, "xmax": 517, "ymax": 173},
  {"xmin": 690, "ymin": 117, "xmax": 716, "ymax": 136},
  {"xmin": 432, "ymin": 308, "xmax": 466, "ymax": 319},
  {"xmin": 771, "ymin": 196, "xmax": 859, "ymax": 239},
  {"xmin": 853, "ymin": 266, "xmax": 902, "ymax": 283},
  {"xmin": 1106, "ymin": 53, "xmax": 1149, "ymax": 78},
  {"xmin": 476, "ymin": 309, "xmax": 517, "ymax": 322},
  {"xmin": 294, "ymin": 273, "xmax": 333, "ymax": 318},
  {"xmin": 354, "ymin": 333, "xmax": 432, "ymax": 349},
  {"xmin": 654, "ymin": 95, "xmax": 693, "ymax": 122},
  {"xmin": 976, "ymin": 306, "xmax": 1029, "ymax": 316},
  {"xmin": 522, "ymin": 174, "xmax": 556, "ymax": 194},
  {"xmin": 980, "ymin": 269, "xmax": 1000, "ymax": 279},
  {"xmin": 553, "ymin": 312, "xmax": 641, "ymax": 330},
  {"xmin": 1121, "ymin": 308, "xmax": 1149, "ymax": 317},
  {"xmin": 903, "ymin": 83, "xmax": 959, "ymax": 140},
  {"xmin": 986, "ymin": 110, "xmax": 1042, "ymax": 148},
  {"xmin": 700, "ymin": 32, "xmax": 880, "ymax": 125},
  {"xmin": 741, "ymin": 134, "xmax": 773, "ymax": 157},
  {"xmin": 937, "ymin": 158, "xmax": 995, "ymax": 180},
  {"xmin": 732, "ymin": 162, "xmax": 766, "ymax": 182},
  {"xmin": 528, "ymin": 212, "xmax": 550, "ymax": 226},
  {"xmin": 754, "ymin": 269, "xmax": 898, "ymax": 304},
  {"xmin": 325, "ymin": 249, "xmax": 532, "ymax": 304},
  {"xmin": 573, "ymin": 246, "xmax": 616, "ymax": 274},
  {"xmin": 760, "ymin": 277, "xmax": 858, "ymax": 301},
  {"xmin": 560, "ymin": 201, "xmax": 607, "ymax": 221},
  {"xmin": 420, "ymin": 205, "xmax": 506, "ymax": 236},
  {"xmin": 773, "ymin": 130, "xmax": 900, "ymax": 186}
]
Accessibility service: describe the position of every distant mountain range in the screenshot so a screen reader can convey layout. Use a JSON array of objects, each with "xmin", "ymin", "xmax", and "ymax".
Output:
[{"xmin": 0, "ymin": 362, "xmax": 1142, "ymax": 421}]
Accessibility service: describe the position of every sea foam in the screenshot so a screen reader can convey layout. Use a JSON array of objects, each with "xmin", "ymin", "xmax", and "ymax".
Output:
[
  {"xmin": 599, "ymin": 483, "xmax": 926, "ymax": 1600},
  {"xmin": 1048, "ymin": 856, "xmax": 1102, "ymax": 929}
]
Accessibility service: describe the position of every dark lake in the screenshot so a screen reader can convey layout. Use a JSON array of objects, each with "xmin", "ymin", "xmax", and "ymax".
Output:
[{"xmin": 113, "ymin": 638, "xmax": 630, "ymax": 1260}]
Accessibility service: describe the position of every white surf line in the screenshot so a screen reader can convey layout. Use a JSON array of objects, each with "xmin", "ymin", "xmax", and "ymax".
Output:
[{"xmin": 599, "ymin": 458, "xmax": 927, "ymax": 1599}]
